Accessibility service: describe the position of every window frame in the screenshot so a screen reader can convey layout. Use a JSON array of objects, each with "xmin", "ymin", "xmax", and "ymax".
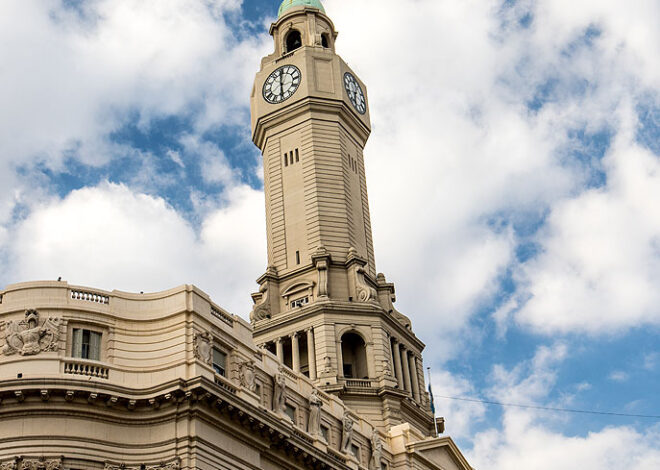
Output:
[{"xmin": 68, "ymin": 323, "xmax": 106, "ymax": 362}]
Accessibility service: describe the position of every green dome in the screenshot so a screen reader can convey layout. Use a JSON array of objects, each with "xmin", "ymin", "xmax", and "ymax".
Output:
[{"xmin": 278, "ymin": 0, "xmax": 325, "ymax": 17}]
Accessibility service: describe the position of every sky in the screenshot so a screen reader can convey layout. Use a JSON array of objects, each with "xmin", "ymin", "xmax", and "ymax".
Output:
[{"xmin": 1, "ymin": 0, "xmax": 659, "ymax": 468}]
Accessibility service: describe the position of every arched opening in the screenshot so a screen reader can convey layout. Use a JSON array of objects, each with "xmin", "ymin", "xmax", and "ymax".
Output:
[
  {"xmin": 341, "ymin": 332, "xmax": 368, "ymax": 379},
  {"xmin": 321, "ymin": 33, "xmax": 330, "ymax": 48},
  {"xmin": 285, "ymin": 30, "xmax": 302, "ymax": 52}
]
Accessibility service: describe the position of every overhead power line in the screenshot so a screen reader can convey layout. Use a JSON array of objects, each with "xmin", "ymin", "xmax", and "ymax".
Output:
[{"xmin": 433, "ymin": 394, "xmax": 660, "ymax": 420}]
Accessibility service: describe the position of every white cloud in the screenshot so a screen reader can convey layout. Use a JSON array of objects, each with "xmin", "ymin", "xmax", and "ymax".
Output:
[
  {"xmin": 5, "ymin": 182, "xmax": 265, "ymax": 315},
  {"xmin": 608, "ymin": 371, "xmax": 629, "ymax": 382},
  {"xmin": 515, "ymin": 134, "xmax": 660, "ymax": 334},
  {"xmin": 323, "ymin": 0, "xmax": 660, "ymax": 344},
  {"xmin": 469, "ymin": 343, "xmax": 660, "ymax": 470},
  {"xmin": 0, "ymin": 0, "xmax": 269, "ymax": 221}
]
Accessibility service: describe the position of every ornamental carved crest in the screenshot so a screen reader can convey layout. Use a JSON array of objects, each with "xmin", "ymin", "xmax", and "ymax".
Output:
[{"xmin": 2, "ymin": 309, "xmax": 61, "ymax": 356}]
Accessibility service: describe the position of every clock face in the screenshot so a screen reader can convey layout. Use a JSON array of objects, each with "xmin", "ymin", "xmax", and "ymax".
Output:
[
  {"xmin": 343, "ymin": 72, "xmax": 366, "ymax": 115},
  {"xmin": 263, "ymin": 65, "xmax": 302, "ymax": 104}
]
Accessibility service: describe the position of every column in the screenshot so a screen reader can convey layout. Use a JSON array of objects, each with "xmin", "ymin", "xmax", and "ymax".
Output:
[
  {"xmin": 416, "ymin": 355, "xmax": 427, "ymax": 406},
  {"xmin": 276, "ymin": 337, "xmax": 284, "ymax": 363},
  {"xmin": 336, "ymin": 338, "xmax": 344, "ymax": 378},
  {"xmin": 291, "ymin": 332, "xmax": 300, "ymax": 372},
  {"xmin": 409, "ymin": 353, "xmax": 420, "ymax": 402},
  {"xmin": 307, "ymin": 328, "xmax": 317, "ymax": 380},
  {"xmin": 401, "ymin": 346, "xmax": 412, "ymax": 394},
  {"xmin": 392, "ymin": 339, "xmax": 404, "ymax": 390}
]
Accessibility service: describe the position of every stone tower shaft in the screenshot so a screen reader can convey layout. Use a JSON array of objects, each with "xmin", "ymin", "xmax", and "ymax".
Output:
[{"xmin": 249, "ymin": 2, "xmax": 436, "ymax": 437}]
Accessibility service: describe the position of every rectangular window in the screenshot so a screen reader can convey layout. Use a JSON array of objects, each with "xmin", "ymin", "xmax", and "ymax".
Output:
[
  {"xmin": 290, "ymin": 297, "xmax": 309, "ymax": 309},
  {"xmin": 351, "ymin": 444, "xmax": 360, "ymax": 460},
  {"xmin": 321, "ymin": 425, "xmax": 330, "ymax": 442},
  {"xmin": 285, "ymin": 403, "xmax": 296, "ymax": 422},
  {"xmin": 72, "ymin": 328, "xmax": 102, "ymax": 361},
  {"xmin": 296, "ymin": 250, "xmax": 301, "ymax": 264},
  {"xmin": 213, "ymin": 348, "xmax": 227, "ymax": 377},
  {"xmin": 284, "ymin": 153, "xmax": 288, "ymax": 167},
  {"xmin": 290, "ymin": 151, "xmax": 294, "ymax": 165},
  {"xmin": 295, "ymin": 148, "xmax": 299, "ymax": 162}
]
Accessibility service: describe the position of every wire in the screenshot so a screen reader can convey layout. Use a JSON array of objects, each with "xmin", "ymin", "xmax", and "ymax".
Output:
[{"xmin": 433, "ymin": 394, "xmax": 660, "ymax": 420}]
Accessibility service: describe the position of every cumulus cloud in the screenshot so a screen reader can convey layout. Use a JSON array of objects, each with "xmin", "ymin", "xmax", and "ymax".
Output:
[
  {"xmin": 0, "ymin": 0, "xmax": 269, "ymax": 219},
  {"xmin": 515, "ymin": 134, "xmax": 660, "ymax": 334},
  {"xmin": 323, "ymin": 0, "xmax": 660, "ymax": 345},
  {"xmin": 6, "ymin": 182, "xmax": 265, "ymax": 315},
  {"xmin": 469, "ymin": 343, "xmax": 660, "ymax": 470}
]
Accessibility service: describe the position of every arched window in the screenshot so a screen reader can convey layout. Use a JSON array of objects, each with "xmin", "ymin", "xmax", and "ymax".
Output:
[
  {"xmin": 341, "ymin": 332, "xmax": 368, "ymax": 379},
  {"xmin": 286, "ymin": 30, "xmax": 302, "ymax": 52},
  {"xmin": 321, "ymin": 33, "xmax": 329, "ymax": 48}
]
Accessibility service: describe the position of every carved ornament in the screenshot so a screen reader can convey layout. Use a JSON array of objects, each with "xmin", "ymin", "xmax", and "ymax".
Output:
[
  {"xmin": 2, "ymin": 310, "xmax": 61, "ymax": 356},
  {"xmin": 193, "ymin": 331, "xmax": 213, "ymax": 365}
]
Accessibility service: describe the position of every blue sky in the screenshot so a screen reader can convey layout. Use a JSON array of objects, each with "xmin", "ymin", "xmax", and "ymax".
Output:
[{"xmin": 1, "ymin": 1, "xmax": 659, "ymax": 468}]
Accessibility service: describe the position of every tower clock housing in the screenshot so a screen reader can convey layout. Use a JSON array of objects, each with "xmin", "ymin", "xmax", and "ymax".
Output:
[{"xmin": 250, "ymin": 0, "xmax": 435, "ymax": 437}]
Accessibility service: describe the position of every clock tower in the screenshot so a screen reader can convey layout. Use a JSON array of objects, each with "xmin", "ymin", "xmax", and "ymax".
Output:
[{"xmin": 250, "ymin": 0, "xmax": 436, "ymax": 437}]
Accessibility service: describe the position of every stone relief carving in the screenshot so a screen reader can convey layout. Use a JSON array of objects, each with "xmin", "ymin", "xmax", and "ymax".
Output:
[
  {"xmin": 0, "ymin": 461, "xmax": 17, "ymax": 470},
  {"xmin": 105, "ymin": 461, "xmax": 179, "ymax": 470},
  {"xmin": 2, "ymin": 309, "xmax": 61, "ymax": 356},
  {"xmin": 193, "ymin": 331, "xmax": 213, "ymax": 365},
  {"xmin": 323, "ymin": 355, "xmax": 332, "ymax": 374},
  {"xmin": 272, "ymin": 367, "xmax": 287, "ymax": 415},
  {"xmin": 249, "ymin": 283, "xmax": 271, "ymax": 323},
  {"xmin": 0, "ymin": 457, "xmax": 62, "ymax": 470},
  {"xmin": 369, "ymin": 430, "xmax": 383, "ymax": 470},
  {"xmin": 355, "ymin": 267, "xmax": 377, "ymax": 302},
  {"xmin": 239, "ymin": 360, "xmax": 256, "ymax": 392},
  {"xmin": 307, "ymin": 389, "xmax": 323, "ymax": 439},
  {"xmin": 340, "ymin": 412, "xmax": 354, "ymax": 454},
  {"xmin": 22, "ymin": 459, "xmax": 62, "ymax": 470}
]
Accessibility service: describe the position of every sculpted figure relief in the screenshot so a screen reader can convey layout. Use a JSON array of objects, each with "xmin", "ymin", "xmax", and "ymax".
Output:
[
  {"xmin": 239, "ymin": 360, "xmax": 257, "ymax": 392},
  {"xmin": 272, "ymin": 368, "xmax": 287, "ymax": 414},
  {"xmin": 307, "ymin": 389, "xmax": 323, "ymax": 438},
  {"xmin": 340, "ymin": 412, "xmax": 354, "ymax": 454},
  {"xmin": 2, "ymin": 309, "xmax": 61, "ymax": 356},
  {"xmin": 193, "ymin": 331, "xmax": 213, "ymax": 365},
  {"xmin": 370, "ymin": 430, "xmax": 383, "ymax": 470}
]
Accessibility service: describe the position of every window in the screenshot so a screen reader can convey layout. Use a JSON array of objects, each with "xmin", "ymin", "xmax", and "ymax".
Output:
[
  {"xmin": 341, "ymin": 332, "xmax": 368, "ymax": 379},
  {"xmin": 286, "ymin": 30, "xmax": 302, "ymax": 52},
  {"xmin": 284, "ymin": 148, "xmax": 300, "ymax": 167},
  {"xmin": 72, "ymin": 328, "xmax": 101, "ymax": 361},
  {"xmin": 213, "ymin": 348, "xmax": 227, "ymax": 377},
  {"xmin": 291, "ymin": 296, "xmax": 309, "ymax": 309},
  {"xmin": 321, "ymin": 425, "xmax": 330, "ymax": 442},
  {"xmin": 285, "ymin": 403, "xmax": 296, "ymax": 422},
  {"xmin": 296, "ymin": 250, "xmax": 301, "ymax": 264},
  {"xmin": 351, "ymin": 444, "xmax": 360, "ymax": 460},
  {"xmin": 321, "ymin": 33, "xmax": 329, "ymax": 48}
]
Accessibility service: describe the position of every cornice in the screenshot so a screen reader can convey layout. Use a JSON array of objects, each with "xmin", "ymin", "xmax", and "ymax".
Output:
[{"xmin": 253, "ymin": 97, "xmax": 371, "ymax": 150}]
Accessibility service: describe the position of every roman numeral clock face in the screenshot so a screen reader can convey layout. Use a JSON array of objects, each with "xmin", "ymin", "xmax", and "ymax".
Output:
[
  {"xmin": 263, "ymin": 65, "xmax": 302, "ymax": 104},
  {"xmin": 344, "ymin": 72, "xmax": 366, "ymax": 115}
]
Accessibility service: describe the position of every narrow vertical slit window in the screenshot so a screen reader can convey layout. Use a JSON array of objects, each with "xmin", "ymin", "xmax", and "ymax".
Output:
[
  {"xmin": 296, "ymin": 250, "xmax": 301, "ymax": 265},
  {"xmin": 295, "ymin": 149, "xmax": 299, "ymax": 162},
  {"xmin": 284, "ymin": 153, "xmax": 288, "ymax": 167},
  {"xmin": 290, "ymin": 151, "xmax": 294, "ymax": 165}
]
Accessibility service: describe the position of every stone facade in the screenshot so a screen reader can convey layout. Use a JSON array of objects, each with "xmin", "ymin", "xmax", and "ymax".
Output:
[
  {"xmin": 0, "ymin": 282, "xmax": 471, "ymax": 470},
  {"xmin": 0, "ymin": 2, "xmax": 473, "ymax": 470}
]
